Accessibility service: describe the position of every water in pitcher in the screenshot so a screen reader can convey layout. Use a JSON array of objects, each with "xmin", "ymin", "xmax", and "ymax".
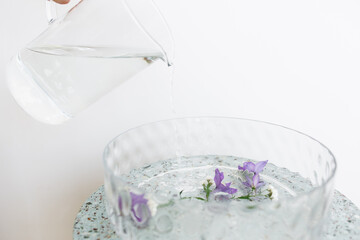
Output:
[{"xmin": 7, "ymin": 46, "xmax": 165, "ymax": 124}]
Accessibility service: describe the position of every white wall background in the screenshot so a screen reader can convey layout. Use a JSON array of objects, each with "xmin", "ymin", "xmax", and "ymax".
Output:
[{"xmin": 1, "ymin": 0, "xmax": 360, "ymax": 239}]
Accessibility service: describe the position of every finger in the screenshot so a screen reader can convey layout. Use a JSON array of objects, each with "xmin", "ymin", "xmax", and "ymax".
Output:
[{"xmin": 53, "ymin": 0, "xmax": 70, "ymax": 4}]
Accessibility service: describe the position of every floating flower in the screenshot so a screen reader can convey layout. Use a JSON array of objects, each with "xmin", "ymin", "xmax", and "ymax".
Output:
[
  {"xmin": 118, "ymin": 192, "xmax": 151, "ymax": 226},
  {"xmin": 267, "ymin": 185, "xmax": 278, "ymax": 200},
  {"xmin": 238, "ymin": 160, "xmax": 268, "ymax": 174},
  {"xmin": 130, "ymin": 192, "xmax": 151, "ymax": 224},
  {"xmin": 242, "ymin": 173, "xmax": 266, "ymax": 191},
  {"xmin": 213, "ymin": 168, "xmax": 237, "ymax": 194},
  {"xmin": 180, "ymin": 161, "xmax": 274, "ymax": 202}
]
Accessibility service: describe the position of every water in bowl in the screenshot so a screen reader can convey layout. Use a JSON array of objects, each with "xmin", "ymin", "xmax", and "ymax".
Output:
[{"xmin": 112, "ymin": 155, "xmax": 317, "ymax": 240}]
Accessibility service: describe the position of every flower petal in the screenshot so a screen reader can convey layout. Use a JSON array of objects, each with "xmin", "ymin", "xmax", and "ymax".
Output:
[
  {"xmin": 242, "ymin": 175, "xmax": 253, "ymax": 188},
  {"xmin": 242, "ymin": 180, "xmax": 251, "ymax": 188},
  {"xmin": 244, "ymin": 162, "xmax": 256, "ymax": 172},
  {"xmin": 129, "ymin": 193, "xmax": 151, "ymax": 226},
  {"xmin": 253, "ymin": 173, "xmax": 260, "ymax": 187},
  {"xmin": 224, "ymin": 182, "xmax": 238, "ymax": 194},
  {"xmin": 214, "ymin": 168, "xmax": 224, "ymax": 187},
  {"xmin": 254, "ymin": 160, "xmax": 268, "ymax": 173},
  {"xmin": 227, "ymin": 186, "xmax": 238, "ymax": 194},
  {"xmin": 130, "ymin": 192, "xmax": 148, "ymax": 206},
  {"xmin": 256, "ymin": 180, "xmax": 266, "ymax": 189},
  {"xmin": 131, "ymin": 202, "xmax": 151, "ymax": 224}
]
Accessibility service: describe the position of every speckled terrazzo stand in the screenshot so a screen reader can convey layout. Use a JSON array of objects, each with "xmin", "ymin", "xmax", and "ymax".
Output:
[{"xmin": 73, "ymin": 186, "xmax": 360, "ymax": 240}]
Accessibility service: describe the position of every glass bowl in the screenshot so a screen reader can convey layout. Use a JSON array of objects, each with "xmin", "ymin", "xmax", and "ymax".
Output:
[{"xmin": 103, "ymin": 117, "xmax": 336, "ymax": 240}]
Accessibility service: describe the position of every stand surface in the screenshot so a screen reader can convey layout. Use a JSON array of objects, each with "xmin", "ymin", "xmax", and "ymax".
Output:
[{"xmin": 73, "ymin": 186, "xmax": 360, "ymax": 240}]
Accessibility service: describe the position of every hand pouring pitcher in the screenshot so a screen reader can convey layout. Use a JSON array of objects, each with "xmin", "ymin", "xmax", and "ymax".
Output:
[{"xmin": 7, "ymin": 0, "xmax": 174, "ymax": 124}]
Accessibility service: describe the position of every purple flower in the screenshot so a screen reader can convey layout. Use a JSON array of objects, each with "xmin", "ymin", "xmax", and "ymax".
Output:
[
  {"xmin": 238, "ymin": 160, "xmax": 268, "ymax": 174},
  {"xmin": 242, "ymin": 173, "xmax": 266, "ymax": 190},
  {"xmin": 213, "ymin": 168, "xmax": 237, "ymax": 194},
  {"xmin": 130, "ymin": 193, "xmax": 150, "ymax": 223},
  {"xmin": 118, "ymin": 192, "xmax": 151, "ymax": 225}
]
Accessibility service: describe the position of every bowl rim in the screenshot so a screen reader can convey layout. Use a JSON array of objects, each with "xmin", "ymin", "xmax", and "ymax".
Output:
[{"xmin": 103, "ymin": 116, "xmax": 337, "ymax": 202}]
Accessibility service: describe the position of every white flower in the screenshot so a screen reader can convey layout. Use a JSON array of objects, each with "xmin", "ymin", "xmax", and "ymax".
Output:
[
  {"xmin": 199, "ymin": 176, "xmax": 213, "ymax": 186},
  {"xmin": 268, "ymin": 185, "xmax": 278, "ymax": 201}
]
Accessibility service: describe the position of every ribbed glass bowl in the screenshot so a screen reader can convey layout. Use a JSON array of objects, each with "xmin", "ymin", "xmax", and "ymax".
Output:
[{"xmin": 103, "ymin": 117, "xmax": 336, "ymax": 240}]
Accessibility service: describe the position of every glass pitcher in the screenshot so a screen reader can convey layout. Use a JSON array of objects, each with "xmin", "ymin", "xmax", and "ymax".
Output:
[{"xmin": 6, "ymin": 0, "xmax": 174, "ymax": 124}]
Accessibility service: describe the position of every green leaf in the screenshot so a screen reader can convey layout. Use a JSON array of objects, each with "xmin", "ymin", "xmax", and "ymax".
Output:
[
  {"xmin": 195, "ymin": 197, "xmax": 205, "ymax": 201},
  {"xmin": 179, "ymin": 190, "xmax": 192, "ymax": 200},
  {"xmin": 202, "ymin": 179, "xmax": 214, "ymax": 201},
  {"xmin": 235, "ymin": 194, "xmax": 253, "ymax": 201},
  {"xmin": 180, "ymin": 197, "xmax": 192, "ymax": 200},
  {"xmin": 158, "ymin": 200, "xmax": 175, "ymax": 208}
]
